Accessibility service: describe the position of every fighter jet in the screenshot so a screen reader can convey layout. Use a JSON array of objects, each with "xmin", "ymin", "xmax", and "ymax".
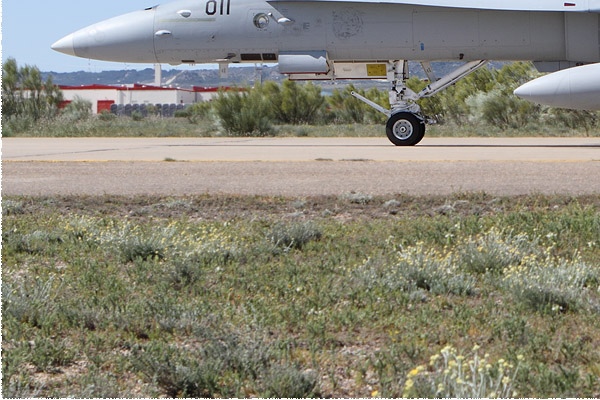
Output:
[{"xmin": 52, "ymin": 0, "xmax": 600, "ymax": 145}]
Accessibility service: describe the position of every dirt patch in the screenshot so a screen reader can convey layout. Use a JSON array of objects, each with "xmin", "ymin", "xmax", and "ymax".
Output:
[{"xmin": 7, "ymin": 193, "xmax": 600, "ymax": 222}]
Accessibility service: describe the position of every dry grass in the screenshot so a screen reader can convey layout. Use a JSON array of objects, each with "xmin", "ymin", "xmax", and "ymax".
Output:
[{"xmin": 3, "ymin": 193, "xmax": 600, "ymax": 397}]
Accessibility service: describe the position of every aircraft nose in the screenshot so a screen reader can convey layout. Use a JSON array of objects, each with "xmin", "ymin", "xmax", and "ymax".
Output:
[
  {"xmin": 51, "ymin": 8, "xmax": 157, "ymax": 63},
  {"xmin": 51, "ymin": 34, "xmax": 76, "ymax": 57}
]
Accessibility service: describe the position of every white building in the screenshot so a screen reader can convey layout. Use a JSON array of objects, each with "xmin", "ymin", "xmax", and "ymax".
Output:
[{"xmin": 59, "ymin": 84, "xmax": 223, "ymax": 114}]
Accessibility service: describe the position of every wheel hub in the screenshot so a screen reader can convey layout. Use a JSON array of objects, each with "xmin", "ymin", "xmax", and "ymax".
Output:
[{"xmin": 392, "ymin": 119, "xmax": 414, "ymax": 140}]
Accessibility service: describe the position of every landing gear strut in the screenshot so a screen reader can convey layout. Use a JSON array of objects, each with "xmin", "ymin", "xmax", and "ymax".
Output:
[{"xmin": 352, "ymin": 60, "xmax": 488, "ymax": 146}]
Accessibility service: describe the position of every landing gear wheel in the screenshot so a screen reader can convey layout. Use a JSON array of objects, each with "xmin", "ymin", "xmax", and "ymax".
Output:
[{"xmin": 386, "ymin": 112, "xmax": 425, "ymax": 146}]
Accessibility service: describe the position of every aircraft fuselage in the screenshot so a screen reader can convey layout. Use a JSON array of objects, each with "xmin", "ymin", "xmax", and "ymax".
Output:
[
  {"xmin": 51, "ymin": 0, "xmax": 600, "ymax": 145},
  {"xmin": 56, "ymin": 0, "xmax": 600, "ymax": 66}
]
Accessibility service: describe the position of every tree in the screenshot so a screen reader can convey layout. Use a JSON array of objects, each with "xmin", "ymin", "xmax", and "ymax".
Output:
[{"xmin": 2, "ymin": 58, "xmax": 63, "ymax": 124}]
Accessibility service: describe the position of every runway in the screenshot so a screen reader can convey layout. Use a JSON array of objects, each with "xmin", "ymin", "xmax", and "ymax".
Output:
[{"xmin": 3, "ymin": 137, "xmax": 600, "ymax": 196}]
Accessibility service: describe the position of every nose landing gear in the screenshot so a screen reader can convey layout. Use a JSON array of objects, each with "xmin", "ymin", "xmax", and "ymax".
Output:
[{"xmin": 351, "ymin": 60, "xmax": 488, "ymax": 146}]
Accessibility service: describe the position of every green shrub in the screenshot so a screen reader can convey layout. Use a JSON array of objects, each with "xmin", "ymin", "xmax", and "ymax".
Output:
[
  {"xmin": 213, "ymin": 87, "xmax": 274, "ymax": 136},
  {"xmin": 98, "ymin": 110, "xmax": 116, "ymax": 121},
  {"xmin": 264, "ymin": 80, "xmax": 325, "ymax": 124},
  {"xmin": 62, "ymin": 97, "xmax": 92, "ymax": 122},
  {"xmin": 549, "ymin": 108, "xmax": 598, "ymax": 132},
  {"xmin": 466, "ymin": 90, "xmax": 539, "ymax": 129},
  {"xmin": 131, "ymin": 110, "xmax": 144, "ymax": 121},
  {"xmin": 327, "ymin": 84, "xmax": 388, "ymax": 124},
  {"xmin": 29, "ymin": 337, "xmax": 77, "ymax": 373}
]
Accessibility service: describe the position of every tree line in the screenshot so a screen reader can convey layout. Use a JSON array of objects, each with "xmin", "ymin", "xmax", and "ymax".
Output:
[{"xmin": 3, "ymin": 58, "xmax": 597, "ymax": 136}]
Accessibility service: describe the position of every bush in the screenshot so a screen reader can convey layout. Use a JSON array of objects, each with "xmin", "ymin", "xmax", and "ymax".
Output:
[
  {"xmin": 549, "ymin": 108, "xmax": 598, "ymax": 132},
  {"xmin": 466, "ymin": 89, "xmax": 539, "ymax": 129},
  {"xmin": 264, "ymin": 80, "xmax": 325, "ymax": 124},
  {"xmin": 98, "ymin": 110, "xmax": 116, "ymax": 121},
  {"xmin": 213, "ymin": 87, "xmax": 274, "ymax": 136},
  {"xmin": 184, "ymin": 101, "xmax": 214, "ymax": 124},
  {"xmin": 131, "ymin": 110, "xmax": 144, "ymax": 121},
  {"xmin": 62, "ymin": 97, "xmax": 92, "ymax": 122},
  {"xmin": 327, "ymin": 84, "xmax": 388, "ymax": 124}
]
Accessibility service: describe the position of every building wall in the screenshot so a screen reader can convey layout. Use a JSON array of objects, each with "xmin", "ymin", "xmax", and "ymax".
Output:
[
  {"xmin": 61, "ymin": 85, "xmax": 216, "ymax": 114},
  {"xmin": 61, "ymin": 88, "xmax": 119, "ymax": 114},
  {"xmin": 117, "ymin": 89, "xmax": 196, "ymax": 105},
  {"xmin": 59, "ymin": 85, "xmax": 222, "ymax": 114}
]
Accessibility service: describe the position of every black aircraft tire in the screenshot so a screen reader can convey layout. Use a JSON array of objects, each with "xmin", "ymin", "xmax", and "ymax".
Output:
[{"xmin": 385, "ymin": 112, "xmax": 425, "ymax": 146}]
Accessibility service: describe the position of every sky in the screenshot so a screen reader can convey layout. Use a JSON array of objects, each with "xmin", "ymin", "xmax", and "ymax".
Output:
[{"xmin": 2, "ymin": 0, "xmax": 206, "ymax": 72}]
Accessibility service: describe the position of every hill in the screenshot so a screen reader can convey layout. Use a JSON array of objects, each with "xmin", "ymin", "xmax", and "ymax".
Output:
[
  {"xmin": 43, "ymin": 62, "xmax": 506, "ymax": 88},
  {"xmin": 43, "ymin": 65, "xmax": 282, "ymax": 87}
]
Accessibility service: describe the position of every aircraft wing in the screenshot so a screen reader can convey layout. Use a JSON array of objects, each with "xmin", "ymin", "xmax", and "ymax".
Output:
[{"xmin": 268, "ymin": 0, "xmax": 600, "ymax": 12}]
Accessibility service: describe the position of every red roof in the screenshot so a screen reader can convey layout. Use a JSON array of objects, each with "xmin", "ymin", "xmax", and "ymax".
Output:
[{"xmin": 58, "ymin": 84, "xmax": 233, "ymax": 92}]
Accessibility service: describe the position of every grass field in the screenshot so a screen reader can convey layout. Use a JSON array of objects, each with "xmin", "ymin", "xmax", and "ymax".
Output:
[{"xmin": 2, "ymin": 193, "xmax": 599, "ymax": 397}]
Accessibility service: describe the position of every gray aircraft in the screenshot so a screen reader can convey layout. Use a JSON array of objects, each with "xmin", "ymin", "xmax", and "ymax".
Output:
[{"xmin": 52, "ymin": 0, "xmax": 600, "ymax": 145}]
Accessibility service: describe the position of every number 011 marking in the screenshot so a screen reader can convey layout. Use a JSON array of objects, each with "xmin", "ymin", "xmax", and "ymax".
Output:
[{"xmin": 206, "ymin": 0, "xmax": 231, "ymax": 15}]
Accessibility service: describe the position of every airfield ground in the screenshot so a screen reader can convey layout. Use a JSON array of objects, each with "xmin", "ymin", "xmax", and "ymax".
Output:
[{"xmin": 3, "ymin": 137, "xmax": 600, "ymax": 397}]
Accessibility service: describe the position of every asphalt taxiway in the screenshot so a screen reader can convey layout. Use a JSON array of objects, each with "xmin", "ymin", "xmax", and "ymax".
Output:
[{"xmin": 3, "ymin": 137, "xmax": 600, "ymax": 196}]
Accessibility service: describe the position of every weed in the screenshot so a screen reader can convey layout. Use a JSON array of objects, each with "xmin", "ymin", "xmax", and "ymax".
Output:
[
  {"xmin": 132, "ymin": 343, "xmax": 223, "ymax": 397},
  {"xmin": 262, "ymin": 364, "xmax": 319, "ymax": 398},
  {"xmin": 29, "ymin": 337, "xmax": 77, "ymax": 373},
  {"xmin": 341, "ymin": 192, "xmax": 374, "ymax": 204},
  {"xmin": 403, "ymin": 345, "xmax": 522, "ymax": 398},
  {"xmin": 3, "ymin": 276, "xmax": 59, "ymax": 328},
  {"xmin": 504, "ymin": 257, "xmax": 600, "ymax": 313},
  {"xmin": 268, "ymin": 221, "xmax": 322, "ymax": 251},
  {"xmin": 2, "ymin": 194, "xmax": 600, "ymax": 397},
  {"xmin": 4, "ymin": 229, "xmax": 63, "ymax": 255},
  {"xmin": 456, "ymin": 228, "xmax": 541, "ymax": 274},
  {"xmin": 2, "ymin": 199, "xmax": 25, "ymax": 216}
]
